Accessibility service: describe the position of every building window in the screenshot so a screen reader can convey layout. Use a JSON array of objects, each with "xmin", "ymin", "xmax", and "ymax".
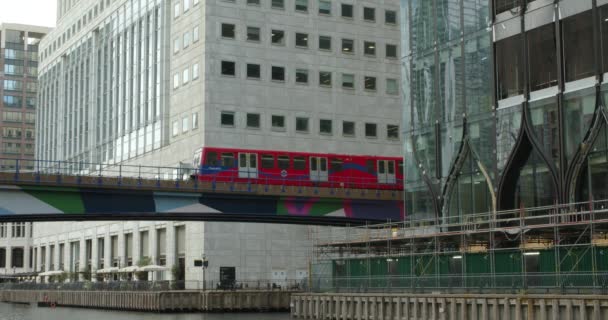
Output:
[
  {"xmin": 272, "ymin": 0, "xmax": 284, "ymax": 9},
  {"xmin": 278, "ymin": 156, "xmax": 290, "ymax": 169},
  {"xmin": 173, "ymin": 38, "xmax": 180, "ymax": 54},
  {"xmin": 221, "ymin": 61, "xmax": 236, "ymax": 76},
  {"xmin": 365, "ymin": 123, "xmax": 377, "ymax": 138},
  {"xmin": 363, "ymin": 7, "xmax": 375, "ymax": 22},
  {"xmin": 342, "ymin": 39, "xmax": 354, "ymax": 53},
  {"xmin": 341, "ymin": 4, "xmax": 353, "ymax": 18},
  {"xmin": 386, "ymin": 78, "xmax": 398, "ymax": 95},
  {"xmin": 173, "ymin": 73, "xmax": 180, "ymax": 89},
  {"xmin": 221, "ymin": 23, "xmax": 235, "ymax": 39},
  {"xmin": 272, "ymin": 115, "xmax": 286, "ymax": 130},
  {"xmin": 183, "ymin": 68, "xmax": 189, "ymax": 84},
  {"xmin": 174, "ymin": 3, "xmax": 180, "ymax": 18},
  {"xmin": 296, "ymin": 117, "xmax": 309, "ymax": 132},
  {"xmin": 527, "ymin": 23, "xmax": 557, "ymax": 91},
  {"xmin": 248, "ymin": 0, "xmax": 260, "ymax": 5},
  {"xmin": 319, "ymin": 35, "xmax": 332, "ymax": 50},
  {"xmin": 172, "ymin": 120, "xmax": 179, "ymax": 136},
  {"xmin": 11, "ymin": 248, "xmax": 24, "ymax": 268},
  {"xmin": 247, "ymin": 63, "xmax": 261, "ymax": 79},
  {"xmin": 563, "ymin": 11, "xmax": 594, "ymax": 82},
  {"xmin": 296, "ymin": 68, "xmax": 309, "ymax": 84},
  {"xmin": 496, "ymin": 35, "xmax": 523, "ymax": 100},
  {"xmin": 296, "ymin": 33, "xmax": 308, "ymax": 48},
  {"xmin": 295, "ymin": 0, "xmax": 308, "ymax": 12},
  {"xmin": 11, "ymin": 223, "xmax": 25, "ymax": 238},
  {"xmin": 386, "ymin": 44, "xmax": 397, "ymax": 58},
  {"xmin": 387, "ymin": 124, "xmax": 399, "ymax": 140},
  {"xmin": 271, "ymin": 29, "xmax": 285, "ymax": 45},
  {"xmin": 320, "ymin": 119, "xmax": 332, "ymax": 135},
  {"xmin": 364, "ymin": 76, "xmax": 376, "ymax": 90},
  {"xmin": 194, "ymin": 0, "xmax": 200, "ymax": 6},
  {"xmin": 385, "ymin": 10, "xmax": 397, "ymax": 24},
  {"xmin": 247, "ymin": 113, "xmax": 260, "ymax": 128},
  {"xmin": 184, "ymin": 0, "xmax": 191, "ymax": 11},
  {"xmin": 364, "ymin": 41, "xmax": 376, "ymax": 56},
  {"xmin": 193, "ymin": 63, "xmax": 200, "ymax": 80},
  {"xmin": 193, "ymin": 26, "xmax": 200, "ymax": 42},
  {"xmin": 0, "ymin": 223, "xmax": 6, "ymax": 238},
  {"xmin": 192, "ymin": 113, "xmax": 199, "ymax": 129},
  {"xmin": 272, "ymin": 66, "xmax": 285, "ymax": 82},
  {"xmin": 221, "ymin": 112, "xmax": 235, "ymax": 127},
  {"xmin": 183, "ymin": 32, "xmax": 191, "ymax": 48},
  {"xmin": 182, "ymin": 116, "xmax": 189, "ymax": 133},
  {"xmin": 0, "ymin": 248, "xmax": 5, "ymax": 268},
  {"xmin": 342, "ymin": 73, "xmax": 354, "ymax": 89},
  {"xmin": 494, "ymin": 0, "xmax": 520, "ymax": 16},
  {"xmin": 247, "ymin": 26, "xmax": 260, "ymax": 42},
  {"xmin": 319, "ymin": 0, "xmax": 331, "ymax": 15},
  {"xmin": 343, "ymin": 121, "xmax": 355, "ymax": 136},
  {"xmin": 319, "ymin": 71, "xmax": 332, "ymax": 86},
  {"xmin": 261, "ymin": 155, "xmax": 274, "ymax": 168}
]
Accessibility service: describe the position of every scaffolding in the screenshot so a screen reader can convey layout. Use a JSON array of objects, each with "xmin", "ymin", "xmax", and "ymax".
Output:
[{"xmin": 310, "ymin": 199, "xmax": 608, "ymax": 294}]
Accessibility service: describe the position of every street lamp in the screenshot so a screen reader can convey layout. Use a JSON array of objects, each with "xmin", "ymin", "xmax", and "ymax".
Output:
[{"xmin": 202, "ymin": 255, "xmax": 208, "ymax": 291}]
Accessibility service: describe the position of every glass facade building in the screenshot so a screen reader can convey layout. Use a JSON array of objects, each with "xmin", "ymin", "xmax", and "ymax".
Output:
[{"xmin": 402, "ymin": 0, "xmax": 608, "ymax": 221}]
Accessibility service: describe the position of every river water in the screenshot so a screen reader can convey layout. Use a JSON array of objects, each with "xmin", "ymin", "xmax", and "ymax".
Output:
[{"xmin": 0, "ymin": 302, "xmax": 291, "ymax": 320}]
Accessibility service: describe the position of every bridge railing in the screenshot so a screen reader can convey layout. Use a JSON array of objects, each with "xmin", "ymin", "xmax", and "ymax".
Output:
[{"xmin": 0, "ymin": 158, "xmax": 404, "ymax": 192}]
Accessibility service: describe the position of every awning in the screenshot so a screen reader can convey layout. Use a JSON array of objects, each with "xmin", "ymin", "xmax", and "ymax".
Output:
[
  {"xmin": 95, "ymin": 267, "xmax": 119, "ymax": 274},
  {"xmin": 139, "ymin": 265, "xmax": 168, "ymax": 272},
  {"xmin": 117, "ymin": 266, "xmax": 140, "ymax": 273}
]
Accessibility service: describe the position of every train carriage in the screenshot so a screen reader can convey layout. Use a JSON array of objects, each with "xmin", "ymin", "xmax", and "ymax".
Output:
[{"xmin": 192, "ymin": 147, "xmax": 403, "ymax": 190}]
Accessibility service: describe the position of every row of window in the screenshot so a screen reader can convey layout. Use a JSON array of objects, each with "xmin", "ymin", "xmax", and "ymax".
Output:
[
  {"xmin": 43, "ymin": 0, "xmax": 115, "ymax": 62},
  {"xmin": 2, "ymin": 111, "xmax": 35, "ymax": 124},
  {"xmin": 172, "ymin": 113, "xmax": 199, "ymax": 137},
  {"xmin": 172, "ymin": 63, "xmax": 200, "ymax": 89},
  {"xmin": 173, "ymin": 25, "xmax": 200, "ymax": 54},
  {"xmin": 219, "ymin": 23, "xmax": 399, "ymax": 58},
  {"xmin": 0, "ymin": 247, "xmax": 25, "ymax": 268},
  {"xmin": 3, "ymin": 95, "xmax": 37, "ymax": 109},
  {"xmin": 3, "ymin": 80, "xmax": 37, "ymax": 93},
  {"xmin": 2, "ymin": 142, "xmax": 34, "ymax": 154},
  {"xmin": 217, "ymin": 61, "xmax": 400, "ymax": 94},
  {"xmin": 0, "ymin": 223, "xmax": 27, "ymax": 238},
  {"xmin": 218, "ymin": 111, "xmax": 400, "ymax": 140},
  {"xmin": 2, "ymin": 128, "xmax": 35, "ymax": 140},
  {"xmin": 200, "ymin": 0, "xmax": 398, "ymax": 25}
]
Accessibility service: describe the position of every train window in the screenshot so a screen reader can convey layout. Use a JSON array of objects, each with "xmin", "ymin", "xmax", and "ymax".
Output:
[
  {"xmin": 261, "ymin": 154, "xmax": 274, "ymax": 169},
  {"xmin": 330, "ymin": 159, "xmax": 343, "ymax": 171},
  {"xmin": 278, "ymin": 155, "xmax": 290, "ymax": 170},
  {"xmin": 388, "ymin": 161, "xmax": 395, "ymax": 174},
  {"xmin": 398, "ymin": 160, "xmax": 404, "ymax": 176},
  {"xmin": 221, "ymin": 152, "xmax": 235, "ymax": 167},
  {"xmin": 366, "ymin": 160, "xmax": 375, "ymax": 174},
  {"xmin": 205, "ymin": 152, "xmax": 218, "ymax": 166},
  {"xmin": 293, "ymin": 156, "xmax": 306, "ymax": 170}
]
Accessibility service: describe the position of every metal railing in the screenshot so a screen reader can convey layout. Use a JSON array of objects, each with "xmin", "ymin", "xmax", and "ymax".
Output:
[
  {"xmin": 0, "ymin": 279, "xmax": 307, "ymax": 292},
  {"xmin": 0, "ymin": 158, "xmax": 403, "ymax": 192},
  {"xmin": 314, "ymin": 199, "xmax": 608, "ymax": 246},
  {"xmin": 312, "ymin": 272, "xmax": 608, "ymax": 294}
]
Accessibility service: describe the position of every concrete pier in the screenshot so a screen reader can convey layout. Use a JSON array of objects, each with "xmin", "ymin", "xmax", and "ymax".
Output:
[
  {"xmin": 0, "ymin": 290, "xmax": 294, "ymax": 312},
  {"xmin": 290, "ymin": 293, "xmax": 608, "ymax": 320}
]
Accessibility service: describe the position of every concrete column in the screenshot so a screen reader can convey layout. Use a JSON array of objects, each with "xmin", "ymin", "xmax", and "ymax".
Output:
[
  {"xmin": 166, "ymin": 224, "xmax": 175, "ymax": 280},
  {"xmin": 23, "ymin": 244, "xmax": 31, "ymax": 273},
  {"xmin": 44, "ymin": 245, "xmax": 51, "ymax": 272},
  {"xmin": 104, "ymin": 233, "xmax": 111, "ymax": 268},
  {"xmin": 118, "ymin": 232, "xmax": 125, "ymax": 268},
  {"xmin": 79, "ymin": 237, "xmax": 86, "ymax": 280},
  {"xmin": 133, "ymin": 227, "xmax": 141, "ymax": 266},
  {"xmin": 6, "ymin": 246, "xmax": 12, "ymax": 272},
  {"xmin": 150, "ymin": 227, "xmax": 158, "ymax": 265},
  {"xmin": 35, "ymin": 245, "xmax": 41, "ymax": 272},
  {"xmin": 91, "ymin": 236, "xmax": 98, "ymax": 273}
]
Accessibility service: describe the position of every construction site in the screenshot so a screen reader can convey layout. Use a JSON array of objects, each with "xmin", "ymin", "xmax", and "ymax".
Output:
[{"xmin": 310, "ymin": 200, "xmax": 608, "ymax": 294}]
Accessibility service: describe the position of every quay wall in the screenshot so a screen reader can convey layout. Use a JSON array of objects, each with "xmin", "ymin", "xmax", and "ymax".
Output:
[
  {"xmin": 0, "ymin": 290, "xmax": 294, "ymax": 312},
  {"xmin": 291, "ymin": 293, "xmax": 608, "ymax": 320}
]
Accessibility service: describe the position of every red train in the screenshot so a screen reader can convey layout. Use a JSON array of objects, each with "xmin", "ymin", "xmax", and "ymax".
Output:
[{"xmin": 192, "ymin": 147, "xmax": 404, "ymax": 190}]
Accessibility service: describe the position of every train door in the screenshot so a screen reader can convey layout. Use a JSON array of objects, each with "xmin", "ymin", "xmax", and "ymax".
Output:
[
  {"xmin": 377, "ymin": 160, "xmax": 396, "ymax": 184},
  {"xmin": 310, "ymin": 157, "xmax": 328, "ymax": 182},
  {"xmin": 238, "ymin": 153, "xmax": 258, "ymax": 179}
]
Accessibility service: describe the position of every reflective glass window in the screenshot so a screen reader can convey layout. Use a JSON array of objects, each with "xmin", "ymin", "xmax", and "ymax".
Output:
[
  {"xmin": 562, "ymin": 11, "xmax": 594, "ymax": 82},
  {"xmin": 221, "ymin": 23, "xmax": 235, "ymax": 39},
  {"xmin": 319, "ymin": 0, "xmax": 331, "ymax": 15},
  {"xmin": 343, "ymin": 121, "xmax": 355, "ymax": 136},
  {"xmin": 341, "ymin": 4, "xmax": 353, "ymax": 18},
  {"xmin": 296, "ymin": 117, "xmax": 309, "ymax": 132},
  {"xmin": 247, "ymin": 113, "xmax": 260, "ymax": 128},
  {"xmin": 527, "ymin": 23, "xmax": 557, "ymax": 91},
  {"xmin": 496, "ymin": 35, "xmax": 523, "ymax": 100},
  {"xmin": 247, "ymin": 63, "xmax": 261, "ymax": 79},
  {"xmin": 319, "ymin": 35, "xmax": 331, "ymax": 50}
]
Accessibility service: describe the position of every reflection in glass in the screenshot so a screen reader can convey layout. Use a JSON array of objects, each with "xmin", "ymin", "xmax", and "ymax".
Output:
[
  {"xmin": 528, "ymin": 23, "xmax": 557, "ymax": 91},
  {"xmin": 439, "ymin": 44, "xmax": 463, "ymax": 122},
  {"xmin": 493, "ymin": 0, "xmax": 520, "ymax": 17},
  {"xmin": 447, "ymin": 150, "xmax": 492, "ymax": 222},
  {"xmin": 463, "ymin": 0, "xmax": 490, "ymax": 34},
  {"xmin": 577, "ymin": 124, "xmax": 608, "ymax": 202},
  {"xmin": 563, "ymin": 88, "xmax": 596, "ymax": 167},
  {"xmin": 410, "ymin": 0, "xmax": 435, "ymax": 54},
  {"xmin": 514, "ymin": 146, "xmax": 556, "ymax": 209},
  {"xmin": 496, "ymin": 35, "xmax": 523, "ymax": 100},
  {"xmin": 436, "ymin": 0, "xmax": 461, "ymax": 43},
  {"xmin": 528, "ymin": 98, "xmax": 559, "ymax": 168},
  {"xmin": 601, "ymin": 6, "xmax": 608, "ymax": 74},
  {"xmin": 562, "ymin": 10, "xmax": 594, "ymax": 82},
  {"xmin": 496, "ymin": 105, "xmax": 522, "ymax": 173},
  {"xmin": 411, "ymin": 53, "xmax": 437, "ymax": 129},
  {"xmin": 465, "ymin": 33, "xmax": 492, "ymax": 116},
  {"xmin": 405, "ymin": 136, "xmax": 436, "ymax": 221}
]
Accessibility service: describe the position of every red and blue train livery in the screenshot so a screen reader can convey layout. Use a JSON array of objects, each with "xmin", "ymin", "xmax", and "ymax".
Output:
[{"xmin": 192, "ymin": 147, "xmax": 404, "ymax": 190}]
